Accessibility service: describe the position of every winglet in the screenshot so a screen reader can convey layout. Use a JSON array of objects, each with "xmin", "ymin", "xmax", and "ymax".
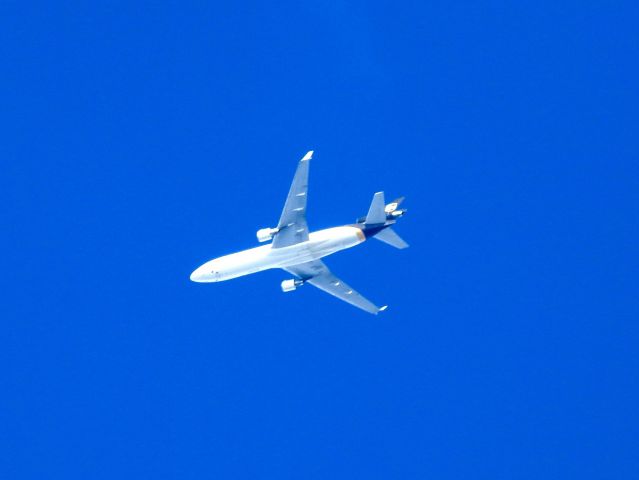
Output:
[
  {"xmin": 302, "ymin": 150, "xmax": 314, "ymax": 161},
  {"xmin": 379, "ymin": 305, "xmax": 388, "ymax": 312}
]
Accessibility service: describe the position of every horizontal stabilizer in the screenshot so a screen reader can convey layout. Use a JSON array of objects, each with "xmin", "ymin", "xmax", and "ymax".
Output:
[
  {"xmin": 373, "ymin": 227, "xmax": 409, "ymax": 249},
  {"xmin": 365, "ymin": 192, "xmax": 386, "ymax": 225}
]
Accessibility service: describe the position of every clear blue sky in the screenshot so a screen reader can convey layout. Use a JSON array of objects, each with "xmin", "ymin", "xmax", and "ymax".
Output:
[{"xmin": 2, "ymin": 2, "xmax": 638, "ymax": 478}]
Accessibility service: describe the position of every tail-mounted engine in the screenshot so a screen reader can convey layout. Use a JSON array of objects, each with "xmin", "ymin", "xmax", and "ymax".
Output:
[
  {"xmin": 384, "ymin": 197, "xmax": 407, "ymax": 219},
  {"xmin": 356, "ymin": 196, "xmax": 407, "ymax": 224},
  {"xmin": 387, "ymin": 208, "xmax": 406, "ymax": 219},
  {"xmin": 281, "ymin": 279, "xmax": 304, "ymax": 292},
  {"xmin": 256, "ymin": 227, "xmax": 280, "ymax": 243}
]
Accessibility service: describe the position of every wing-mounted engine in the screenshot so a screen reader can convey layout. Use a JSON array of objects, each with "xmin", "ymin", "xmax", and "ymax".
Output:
[
  {"xmin": 281, "ymin": 279, "xmax": 304, "ymax": 292},
  {"xmin": 256, "ymin": 227, "xmax": 280, "ymax": 243}
]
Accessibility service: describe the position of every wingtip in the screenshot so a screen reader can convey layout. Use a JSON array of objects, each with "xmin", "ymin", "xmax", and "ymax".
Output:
[
  {"xmin": 379, "ymin": 305, "xmax": 388, "ymax": 312},
  {"xmin": 302, "ymin": 150, "xmax": 314, "ymax": 161}
]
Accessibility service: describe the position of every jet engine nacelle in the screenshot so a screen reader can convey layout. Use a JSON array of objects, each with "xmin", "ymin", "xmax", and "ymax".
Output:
[
  {"xmin": 281, "ymin": 279, "xmax": 304, "ymax": 292},
  {"xmin": 390, "ymin": 208, "xmax": 406, "ymax": 218},
  {"xmin": 385, "ymin": 202, "xmax": 399, "ymax": 214},
  {"xmin": 356, "ymin": 208, "xmax": 406, "ymax": 224},
  {"xmin": 256, "ymin": 227, "xmax": 279, "ymax": 243}
]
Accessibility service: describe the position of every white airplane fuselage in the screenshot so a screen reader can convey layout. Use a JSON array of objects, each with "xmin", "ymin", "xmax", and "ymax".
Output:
[{"xmin": 190, "ymin": 226, "xmax": 365, "ymax": 283}]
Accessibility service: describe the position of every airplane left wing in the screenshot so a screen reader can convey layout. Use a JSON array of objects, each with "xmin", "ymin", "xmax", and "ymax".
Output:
[
  {"xmin": 284, "ymin": 260, "xmax": 386, "ymax": 315},
  {"xmin": 272, "ymin": 151, "xmax": 312, "ymax": 248}
]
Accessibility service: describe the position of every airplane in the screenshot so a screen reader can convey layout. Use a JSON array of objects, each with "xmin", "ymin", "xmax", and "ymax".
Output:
[{"xmin": 190, "ymin": 150, "xmax": 408, "ymax": 314}]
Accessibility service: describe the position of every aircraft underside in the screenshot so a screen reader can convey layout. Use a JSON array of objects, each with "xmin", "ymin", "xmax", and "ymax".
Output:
[{"xmin": 190, "ymin": 151, "xmax": 408, "ymax": 314}]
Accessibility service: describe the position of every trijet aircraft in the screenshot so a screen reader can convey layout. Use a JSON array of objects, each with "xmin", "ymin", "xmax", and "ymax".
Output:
[{"xmin": 190, "ymin": 151, "xmax": 408, "ymax": 314}]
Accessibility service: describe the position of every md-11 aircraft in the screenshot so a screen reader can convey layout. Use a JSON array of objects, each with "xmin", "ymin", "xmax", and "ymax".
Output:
[{"xmin": 190, "ymin": 151, "xmax": 408, "ymax": 314}]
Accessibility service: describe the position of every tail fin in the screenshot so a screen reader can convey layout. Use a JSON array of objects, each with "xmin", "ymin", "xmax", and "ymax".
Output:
[
  {"xmin": 365, "ymin": 192, "xmax": 386, "ymax": 225},
  {"xmin": 373, "ymin": 227, "xmax": 409, "ymax": 249}
]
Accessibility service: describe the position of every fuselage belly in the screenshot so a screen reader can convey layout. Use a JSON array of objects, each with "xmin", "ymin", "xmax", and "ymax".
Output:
[{"xmin": 190, "ymin": 226, "xmax": 364, "ymax": 283}]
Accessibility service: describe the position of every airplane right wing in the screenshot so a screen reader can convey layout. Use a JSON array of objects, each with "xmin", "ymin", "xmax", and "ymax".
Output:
[
  {"xmin": 284, "ymin": 259, "xmax": 386, "ymax": 315},
  {"xmin": 271, "ymin": 151, "xmax": 312, "ymax": 248}
]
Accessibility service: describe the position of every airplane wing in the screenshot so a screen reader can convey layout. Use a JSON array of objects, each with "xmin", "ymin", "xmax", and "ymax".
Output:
[
  {"xmin": 272, "ymin": 151, "xmax": 313, "ymax": 248},
  {"xmin": 284, "ymin": 259, "xmax": 387, "ymax": 315}
]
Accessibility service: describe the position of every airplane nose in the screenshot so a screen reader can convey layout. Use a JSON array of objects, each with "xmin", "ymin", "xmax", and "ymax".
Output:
[
  {"xmin": 190, "ymin": 265, "xmax": 210, "ymax": 282},
  {"xmin": 190, "ymin": 269, "xmax": 205, "ymax": 282},
  {"xmin": 190, "ymin": 264, "xmax": 220, "ymax": 282}
]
